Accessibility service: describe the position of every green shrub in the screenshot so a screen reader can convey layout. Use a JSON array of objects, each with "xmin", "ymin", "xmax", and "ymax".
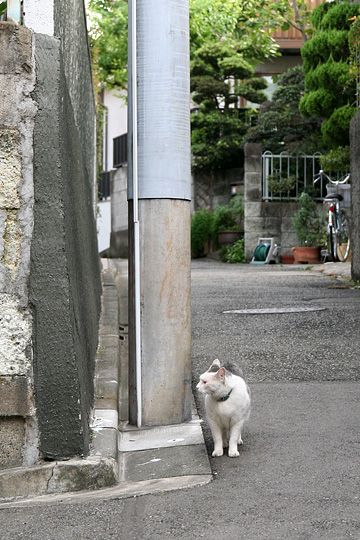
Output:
[
  {"xmin": 191, "ymin": 209, "xmax": 214, "ymax": 258},
  {"xmin": 292, "ymin": 192, "xmax": 325, "ymax": 247},
  {"xmin": 305, "ymin": 60, "xmax": 351, "ymax": 96},
  {"xmin": 220, "ymin": 239, "xmax": 245, "ymax": 263},
  {"xmin": 320, "ymin": 146, "xmax": 350, "ymax": 173},
  {"xmin": 301, "ymin": 0, "xmax": 359, "ymax": 152},
  {"xmin": 300, "ymin": 88, "xmax": 335, "ymax": 118},
  {"xmin": 320, "ymin": 2, "xmax": 359, "ymax": 31},
  {"xmin": 311, "ymin": 1, "xmax": 334, "ymax": 30},
  {"xmin": 212, "ymin": 194, "xmax": 244, "ymax": 235},
  {"xmin": 267, "ymin": 174, "xmax": 296, "ymax": 195},
  {"xmin": 192, "ymin": 195, "xmax": 244, "ymax": 257},
  {"xmin": 227, "ymin": 194, "xmax": 244, "ymax": 219},
  {"xmin": 212, "ymin": 206, "xmax": 237, "ymax": 234},
  {"xmin": 302, "ymin": 30, "xmax": 349, "ymax": 71},
  {"xmin": 321, "ymin": 104, "xmax": 356, "ymax": 147}
]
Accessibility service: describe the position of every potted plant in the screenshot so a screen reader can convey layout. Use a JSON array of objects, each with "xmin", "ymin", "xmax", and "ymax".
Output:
[
  {"xmin": 213, "ymin": 195, "xmax": 244, "ymax": 246},
  {"xmin": 292, "ymin": 192, "xmax": 325, "ymax": 264},
  {"xmin": 267, "ymin": 173, "xmax": 296, "ymax": 197}
]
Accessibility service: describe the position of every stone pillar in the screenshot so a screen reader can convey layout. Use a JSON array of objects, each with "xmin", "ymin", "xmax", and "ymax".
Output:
[
  {"xmin": 0, "ymin": 22, "xmax": 38, "ymax": 468},
  {"xmin": 244, "ymin": 143, "xmax": 263, "ymax": 260},
  {"xmin": 350, "ymin": 112, "xmax": 360, "ymax": 280}
]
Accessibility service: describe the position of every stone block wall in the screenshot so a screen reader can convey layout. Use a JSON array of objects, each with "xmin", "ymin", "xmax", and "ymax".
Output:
[
  {"xmin": 0, "ymin": 6, "xmax": 101, "ymax": 467},
  {"xmin": 0, "ymin": 22, "xmax": 38, "ymax": 469},
  {"xmin": 244, "ymin": 144, "xmax": 299, "ymax": 260}
]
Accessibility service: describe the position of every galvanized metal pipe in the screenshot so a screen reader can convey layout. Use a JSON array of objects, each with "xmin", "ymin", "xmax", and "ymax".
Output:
[{"xmin": 128, "ymin": 0, "xmax": 142, "ymax": 428}]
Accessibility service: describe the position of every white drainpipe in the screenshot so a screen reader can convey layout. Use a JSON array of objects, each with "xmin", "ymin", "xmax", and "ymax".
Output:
[{"xmin": 130, "ymin": 0, "xmax": 142, "ymax": 428}]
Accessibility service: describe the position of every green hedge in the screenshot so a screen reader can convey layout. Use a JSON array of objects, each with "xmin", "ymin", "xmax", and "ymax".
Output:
[
  {"xmin": 302, "ymin": 30, "xmax": 349, "ymax": 71},
  {"xmin": 321, "ymin": 104, "xmax": 357, "ymax": 148}
]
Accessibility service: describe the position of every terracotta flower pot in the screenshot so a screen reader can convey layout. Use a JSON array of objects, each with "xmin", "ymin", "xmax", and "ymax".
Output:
[
  {"xmin": 292, "ymin": 246, "xmax": 321, "ymax": 264},
  {"xmin": 218, "ymin": 231, "xmax": 241, "ymax": 246},
  {"xmin": 280, "ymin": 254, "xmax": 294, "ymax": 265}
]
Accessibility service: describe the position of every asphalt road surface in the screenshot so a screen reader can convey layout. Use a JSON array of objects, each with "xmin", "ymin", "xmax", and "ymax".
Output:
[{"xmin": 2, "ymin": 260, "xmax": 360, "ymax": 540}]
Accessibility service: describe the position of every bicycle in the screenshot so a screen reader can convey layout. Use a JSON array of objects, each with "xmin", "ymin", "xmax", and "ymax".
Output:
[{"xmin": 314, "ymin": 170, "xmax": 351, "ymax": 262}]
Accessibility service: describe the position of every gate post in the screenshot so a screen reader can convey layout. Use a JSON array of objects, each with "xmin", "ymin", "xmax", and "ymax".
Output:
[{"xmin": 244, "ymin": 143, "xmax": 263, "ymax": 260}]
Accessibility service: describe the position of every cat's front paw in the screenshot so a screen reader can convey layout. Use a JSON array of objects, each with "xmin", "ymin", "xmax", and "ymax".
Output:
[
  {"xmin": 212, "ymin": 448, "xmax": 224, "ymax": 457},
  {"xmin": 228, "ymin": 448, "xmax": 240, "ymax": 457}
]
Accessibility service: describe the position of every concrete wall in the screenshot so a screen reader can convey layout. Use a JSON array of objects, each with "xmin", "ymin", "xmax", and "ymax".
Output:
[
  {"xmin": 54, "ymin": 0, "xmax": 96, "ymax": 188},
  {"xmin": 244, "ymin": 144, "xmax": 299, "ymax": 260},
  {"xmin": 350, "ymin": 112, "xmax": 360, "ymax": 280},
  {"xmin": 29, "ymin": 0, "xmax": 101, "ymax": 459},
  {"xmin": 193, "ymin": 168, "xmax": 244, "ymax": 210},
  {"xmin": 0, "ymin": 22, "xmax": 37, "ymax": 469}
]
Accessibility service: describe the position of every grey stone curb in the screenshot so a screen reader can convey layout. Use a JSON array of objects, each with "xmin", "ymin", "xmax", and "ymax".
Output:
[
  {"xmin": 0, "ymin": 457, "xmax": 117, "ymax": 502},
  {"xmin": 0, "ymin": 475, "xmax": 212, "ymax": 508},
  {"xmin": 311, "ymin": 261, "xmax": 351, "ymax": 279}
]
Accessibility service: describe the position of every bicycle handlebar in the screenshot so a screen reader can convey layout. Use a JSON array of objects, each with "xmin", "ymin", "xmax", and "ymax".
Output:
[{"xmin": 314, "ymin": 170, "xmax": 350, "ymax": 185}]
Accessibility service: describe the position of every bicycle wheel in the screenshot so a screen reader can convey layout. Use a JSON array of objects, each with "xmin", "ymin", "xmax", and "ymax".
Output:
[
  {"xmin": 336, "ymin": 209, "xmax": 350, "ymax": 262},
  {"xmin": 327, "ymin": 225, "xmax": 337, "ymax": 261}
]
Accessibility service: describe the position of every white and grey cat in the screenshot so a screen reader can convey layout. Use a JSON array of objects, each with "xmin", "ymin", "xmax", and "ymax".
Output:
[{"xmin": 196, "ymin": 359, "xmax": 251, "ymax": 457}]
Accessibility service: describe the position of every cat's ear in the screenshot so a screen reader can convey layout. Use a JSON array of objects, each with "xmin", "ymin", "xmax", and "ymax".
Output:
[
  {"xmin": 216, "ymin": 367, "xmax": 226, "ymax": 380},
  {"xmin": 208, "ymin": 359, "xmax": 221, "ymax": 372}
]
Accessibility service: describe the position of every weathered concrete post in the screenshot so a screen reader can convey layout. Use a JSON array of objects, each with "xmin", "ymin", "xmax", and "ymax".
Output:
[
  {"xmin": 350, "ymin": 112, "xmax": 360, "ymax": 280},
  {"xmin": 128, "ymin": 0, "xmax": 192, "ymax": 426},
  {"xmin": 244, "ymin": 143, "xmax": 263, "ymax": 260}
]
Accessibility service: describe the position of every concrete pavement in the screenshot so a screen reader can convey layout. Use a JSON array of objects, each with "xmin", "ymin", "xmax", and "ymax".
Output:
[
  {"xmin": 0, "ymin": 259, "xmax": 212, "ymax": 503},
  {"xmin": 1, "ymin": 259, "xmax": 360, "ymax": 539}
]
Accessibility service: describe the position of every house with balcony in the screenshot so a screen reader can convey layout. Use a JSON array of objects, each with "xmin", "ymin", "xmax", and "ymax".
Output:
[{"xmin": 256, "ymin": 0, "xmax": 324, "ymax": 91}]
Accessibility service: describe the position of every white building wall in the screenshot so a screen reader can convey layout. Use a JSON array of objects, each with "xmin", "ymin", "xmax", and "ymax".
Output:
[
  {"xmin": 23, "ymin": 0, "xmax": 55, "ymax": 35},
  {"xmin": 97, "ymin": 200, "xmax": 111, "ymax": 253},
  {"xmin": 103, "ymin": 89, "xmax": 127, "ymax": 171}
]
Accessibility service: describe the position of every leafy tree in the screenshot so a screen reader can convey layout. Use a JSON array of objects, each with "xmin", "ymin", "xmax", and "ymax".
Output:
[
  {"xmin": 189, "ymin": 0, "xmax": 289, "ymax": 57},
  {"xmin": 189, "ymin": 0, "xmax": 296, "ymax": 173},
  {"xmin": 245, "ymin": 65, "xmax": 322, "ymax": 154},
  {"xmin": 87, "ymin": 0, "xmax": 311, "ymax": 175},
  {"xmin": 300, "ymin": 0, "xmax": 359, "ymax": 152},
  {"xmin": 191, "ymin": 40, "xmax": 268, "ymax": 172},
  {"xmin": 87, "ymin": 0, "xmax": 128, "ymax": 90}
]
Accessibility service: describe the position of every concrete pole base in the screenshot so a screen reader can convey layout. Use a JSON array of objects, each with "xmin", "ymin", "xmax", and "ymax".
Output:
[{"xmin": 128, "ymin": 199, "xmax": 192, "ymax": 426}]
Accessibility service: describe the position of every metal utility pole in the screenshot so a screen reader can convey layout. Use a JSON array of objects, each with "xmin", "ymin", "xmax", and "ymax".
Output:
[{"xmin": 128, "ymin": 0, "xmax": 192, "ymax": 426}]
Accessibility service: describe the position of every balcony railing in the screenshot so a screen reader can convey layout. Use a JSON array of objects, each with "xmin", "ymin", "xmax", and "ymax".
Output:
[
  {"xmin": 113, "ymin": 133, "xmax": 127, "ymax": 168},
  {"xmin": 262, "ymin": 151, "xmax": 324, "ymax": 201}
]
